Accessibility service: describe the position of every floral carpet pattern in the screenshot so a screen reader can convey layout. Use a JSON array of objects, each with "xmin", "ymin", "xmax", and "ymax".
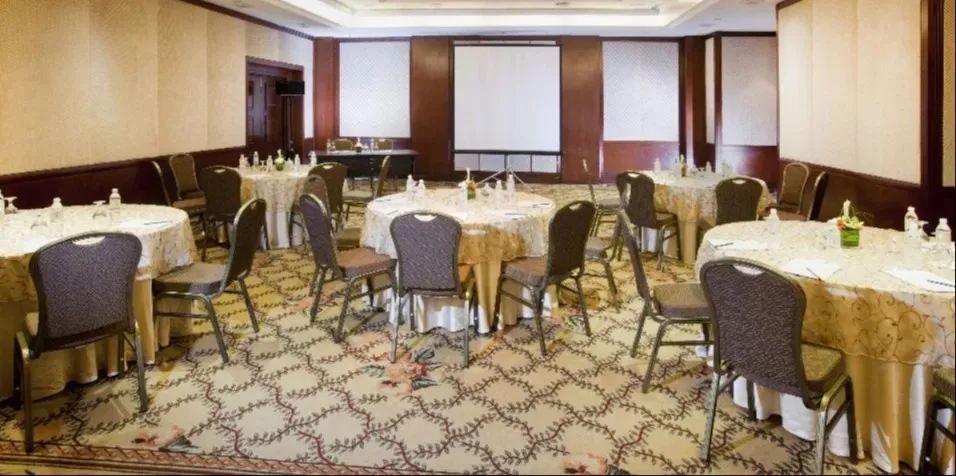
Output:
[{"xmin": 0, "ymin": 184, "xmax": 884, "ymax": 475}]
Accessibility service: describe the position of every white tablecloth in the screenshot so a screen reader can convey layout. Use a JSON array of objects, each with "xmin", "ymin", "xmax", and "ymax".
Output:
[
  {"xmin": 362, "ymin": 190, "xmax": 558, "ymax": 333},
  {"xmin": 0, "ymin": 205, "xmax": 196, "ymax": 400},
  {"xmin": 697, "ymin": 221, "xmax": 956, "ymax": 474},
  {"xmin": 239, "ymin": 168, "xmax": 309, "ymax": 249}
]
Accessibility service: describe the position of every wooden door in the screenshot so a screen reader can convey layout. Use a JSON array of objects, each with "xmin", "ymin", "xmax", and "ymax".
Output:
[{"xmin": 246, "ymin": 73, "xmax": 282, "ymax": 157}]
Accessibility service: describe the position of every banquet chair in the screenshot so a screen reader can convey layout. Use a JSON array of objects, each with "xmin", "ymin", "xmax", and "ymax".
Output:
[
  {"xmin": 13, "ymin": 232, "xmax": 148, "ymax": 453},
  {"xmin": 309, "ymin": 163, "xmax": 348, "ymax": 225},
  {"xmin": 389, "ymin": 212, "xmax": 477, "ymax": 366},
  {"xmin": 918, "ymin": 368, "xmax": 955, "ymax": 475},
  {"xmin": 374, "ymin": 138, "xmax": 394, "ymax": 150},
  {"xmin": 331, "ymin": 138, "xmax": 354, "ymax": 151},
  {"xmin": 771, "ymin": 162, "xmax": 811, "ymax": 214},
  {"xmin": 299, "ymin": 193, "xmax": 397, "ymax": 343},
  {"xmin": 698, "ymin": 258, "xmax": 858, "ymax": 475},
  {"xmin": 619, "ymin": 212, "xmax": 712, "ymax": 393},
  {"xmin": 151, "ymin": 161, "xmax": 205, "ymax": 220},
  {"xmin": 343, "ymin": 155, "xmax": 391, "ymax": 223},
  {"xmin": 698, "ymin": 177, "xmax": 764, "ymax": 237},
  {"xmin": 778, "ymin": 172, "xmax": 829, "ymax": 222},
  {"xmin": 583, "ymin": 159, "xmax": 619, "ymax": 236},
  {"xmin": 584, "ymin": 217, "xmax": 620, "ymax": 301},
  {"xmin": 616, "ymin": 172, "xmax": 679, "ymax": 270},
  {"xmin": 198, "ymin": 166, "xmax": 247, "ymax": 261},
  {"xmin": 152, "ymin": 199, "xmax": 265, "ymax": 364},
  {"xmin": 289, "ymin": 174, "xmax": 332, "ymax": 252},
  {"xmin": 169, "ymin": 153, "xmax": 205, "ymax": 200},
  {"xmin": 492, "ymin": 201, "xmax": 595, "ymax": 356}
]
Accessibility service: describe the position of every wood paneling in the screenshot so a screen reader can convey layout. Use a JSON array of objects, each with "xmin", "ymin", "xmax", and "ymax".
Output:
[
  {"xmin": 601, "ymin": 141, "xmax": 680, "ymax": 181},
  {"xmin": 410, "ymin": 37, "xmax": 452, "ymax": 181},
  {"xmin": 781, "ymin": 159, "xmax": 922, "ymax": 230},
  {"xmin": 313, "ymin": 38, "xmax": 338, "ymax": 148},
  {"xmin": 0, "ymin": 146, "xmax": 246, "ymax": 210},
  {"xmin": 560, "ymin": 37, "xmax": 603, "ymax": 184},
  {"xmin": 721, "ymin": 145, "xmax": 780, "ymax": 188},
  {"xmin": 682, "ymin": 37, "xmax": 709, "ymax": 167}
]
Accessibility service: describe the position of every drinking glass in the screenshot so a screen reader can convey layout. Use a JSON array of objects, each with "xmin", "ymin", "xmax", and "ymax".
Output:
[
  {"xmin": 4, "ymin": 197, "xmax": 18, "ymax": 215},
  {"xmin": 91, "ymin": 201, "xmax": 110, "ymax": 229},
  {"xmin": 29, "ymin": 212, "xmax": 50, "ymax": 237}
]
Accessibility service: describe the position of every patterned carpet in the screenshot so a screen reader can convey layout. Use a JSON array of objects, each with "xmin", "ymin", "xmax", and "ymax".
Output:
[{"xmin": 0, "ymin": 184, "xmax": 884, "ymax": 475}]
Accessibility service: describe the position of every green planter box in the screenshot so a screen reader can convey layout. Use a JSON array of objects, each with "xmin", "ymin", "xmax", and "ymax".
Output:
[{"xmin": 840, "ymin": 229, "xmax": 860, "ymax": 249}]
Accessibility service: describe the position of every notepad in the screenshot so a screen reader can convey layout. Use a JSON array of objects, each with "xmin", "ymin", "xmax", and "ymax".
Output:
[
  {"xmin": 883, "ymin": 268, "xmax": 955, "ymax": 293},
  {"xmin": 782, "ymin": 259, "xmax": 840, "ymax": 281},
  {"xmin": 707, "ymin": 239, "xmax": 769, "ymax": 251},
  {"xmin": 115, "ymin": 220, "xmax": 171, "ymax": 229}
]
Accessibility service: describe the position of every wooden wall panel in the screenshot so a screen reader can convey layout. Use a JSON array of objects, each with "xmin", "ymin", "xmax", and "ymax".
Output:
[
  {"xmin": 602, "ymin": 141, "xmax": 680, "ymax": 181},
  {"xmin": 409, "ymin": 37, "xmax": 452, "ymax": 181},
  {"xmin": 561, "ymin": 37, "xmax": 603, "ymax": 184},
  {"xmin": 682, "ymin": 37, "xmax": 709, "ymax": 168},
  {"xmin": 721, "ymin": 145, "xmax": 779, "ymax": 188},
  {"xmin": 313, "ymin": 37, "xmax": 338, "ymax": 148}
]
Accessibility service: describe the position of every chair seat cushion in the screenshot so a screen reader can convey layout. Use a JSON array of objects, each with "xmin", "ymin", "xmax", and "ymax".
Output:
[
  {"xmin": 597, "ymin": 197, "xmax": 621, "ymax": 211},
  {"xmin": 503, "ymin": 257, "xmax": 547, "ymax": 286},
  {"xmin": 181, "ymin": 190, "xmax": 205, "ymax": 200},
  {"xmin": 335, "ymin": 227, "xmax": 362, "ymax": 248},
  {"xmin": 172, "ymin": 197, "xmax": 205, "ymax": 215},
  {"xmin": 935, "ymin": 368, "xmax": 955, "ymax": 400},
  {"xmin": 337, "ymin": 248, "xmax": 395, "ymax": 278},
  {"xmin": 585, "ymin": 236, "xmax": 610, "ymax": 259},
  {"xmin": 771, "ymin": 202, "xmax": 801, "ymax": 214},
  {"xmin": 653, "ymin": 283, "xmax": 709, "ymax": 318},
  {"xmin": 802, "ymin": 343, "xmax": 845, "ymax": 395},
  {"xmin": 777, "ymin": 210, "xmax": 806, "ymax": 222},
  {"xmin": 343, "ymin": 190, "xmax": 374, "ymax": 203},
  {"xmin": 153, "ymin": 263, "xmax": 225, "ymax": 294}
]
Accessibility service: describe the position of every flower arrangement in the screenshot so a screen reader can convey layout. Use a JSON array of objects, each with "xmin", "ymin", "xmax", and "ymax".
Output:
[
  {"xmin": 274, "ymin": 156, "xmax": 286, "ymax": 172},
  {"xmin": 678, "ymin": 155, "xmax": 688, "ymax": 177},
  {"xmin": 836, "ymin": 200, "xmax": 866, "ymax": 248},
  {"xmin": 466, "ymin": 180, "xmax": 477, "ymax": 200}
]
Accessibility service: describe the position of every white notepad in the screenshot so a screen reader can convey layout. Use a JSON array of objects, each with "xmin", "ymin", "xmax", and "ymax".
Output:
[
  {"xmin": 782, "ymin": 259, "xmax": 840, "ymax": 281},
  {"xmin": 707, "ymin": 239, "xmax": 769, "ymax": 251},
  {"xmin": 883, "ymin": 268, "xmax": 955, "ymax": 293}
]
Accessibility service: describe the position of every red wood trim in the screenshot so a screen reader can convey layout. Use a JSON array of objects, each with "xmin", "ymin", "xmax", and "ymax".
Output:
[
  {"xmin": 780, "ymin": 158, "xmax": 921, "ymax": 191},
  {"xmin": 713, "ymin": 34, "xmax": 723, "ymax": 165},
  {"xmin": 177, "ymin": 0, "xmax": 314, "ymax": 40},
  {"xmin": 678, "ymin": 40, "xmax": 687, "ymax": 158},
  {"xmin": 600, "ymin": 37, "xmax": 682, "ymax": 42}
]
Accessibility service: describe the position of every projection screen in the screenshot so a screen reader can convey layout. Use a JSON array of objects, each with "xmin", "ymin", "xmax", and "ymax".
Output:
[{"xmin": 453, "ymin": 45, "xmax": 561, "ymax": 153}]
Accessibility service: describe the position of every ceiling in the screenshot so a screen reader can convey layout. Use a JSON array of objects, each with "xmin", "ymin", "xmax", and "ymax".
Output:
[{"xmin": 206, "ymin": 0, "xmax": 779, "ymax": 37}]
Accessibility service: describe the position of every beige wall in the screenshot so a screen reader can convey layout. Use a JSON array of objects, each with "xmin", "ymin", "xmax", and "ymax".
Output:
[
  {"xmin": 721, "ymin": 36, "xmax": 778, "ymax": 147},
  {"xmin": 945, "ymin": 0, "xmax": 955, "ymax": 187},
  {"xmin": 0, "ymin": 0, "xmax": 313, "ymax": 176},
  {"xmin": 778, "ymin": 0, "xmax": 921, "ymax": 184}
]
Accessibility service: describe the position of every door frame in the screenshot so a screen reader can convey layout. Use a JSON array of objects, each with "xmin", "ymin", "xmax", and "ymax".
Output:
[{"xmin": 245, "ymin": 56, "xmax": 305, "ymax": 156}]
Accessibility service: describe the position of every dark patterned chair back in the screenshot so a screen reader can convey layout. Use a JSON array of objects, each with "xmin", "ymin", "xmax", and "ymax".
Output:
[
  {"xmin": 699, "ymin": 258, "xmax": 816, "ymax": 408},
  {"xmin": 223, "ymin": 199, "xmax": 267, "ymax": 287},
  {"xmin": 617, "ymin": 212, "xmax": 653, "ymax": 302},
  {"xmin": 545, "ymin": 201, "xmax": 596, "ymax": 282},
  {"xmin": 374, "ymin": 138, "xmax": 394, "ymax": 150},
  {"xmin": 715, "ymin": 177, "xmax": 763, "ymax": 226},
  {"xmin": 198, "ymin": 166, "xmax": 242, "ymax": 218},
  {"xmin": 619, "ymin": 172, "xmax": 658, "ymax": 229},
  {"xmin": 582, "ymin": 159, "xmax": 598, "ymax": 204},
  {"xmin": 299, "ymin": 194, "xmax": 340, "ymax": 271},
  {"xmin": 390, "ymin": 213, "xmax": 462, "ymax": 294},
  {"xmin": 332, "ymin": 139, "xmax": 353, "ymax": 151},
  {"xmin": 374, "ymin": 156, "xmax": 392, "ymax": 199},
  {"xmin": 309, "ymin": 163, "xmax": 347, "ymax": 214},
  {"xmin": 807, "ymin": 172, "xmax": 829, "ymax": 222},
  {"xmin": 29, "ymin": 233, "xmax": 142, "ymax": 355},
  {"xmin": 169, "ymin": 154, "xmax": 201, "ymax": 199},
  {"xmin": 778, "ymin": 162, "xmax": 810, "ymax": 212},
  {"xmin": 151, "ymin": 161, "xmax": 173, "ymax": 207},
  {"xmin": 301, "ymin": 175, "xmax": 331, "ymax": 211}
]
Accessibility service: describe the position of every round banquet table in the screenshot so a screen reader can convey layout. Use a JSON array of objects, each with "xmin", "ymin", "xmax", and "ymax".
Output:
[
  {"xmin": 641, "ymin": 170, "xmax": 770, "ymax": 265},
  {"xmin": 362, "ymin": 189, "xmax": 558, "ymax": 334},
  {"xmin": 0, "ymin": 205, "xmax": 196, "ymax": 401},
  {"xmin": 238, "ymin": 167, "xmax": 310, "ymax": 249},
  {"xmin": 697, "ymin": 221, "xmax": 955, "ymax": 474}
]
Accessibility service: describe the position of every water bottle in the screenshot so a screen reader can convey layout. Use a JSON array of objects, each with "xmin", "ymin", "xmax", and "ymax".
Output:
[
  {"xmin": 50, "ymin": 197, "xmax": 64, "ymax": 236},
  {"xmin": 239, "ymin": 154, "xmax": 246, "ymax": 171},
  {"xmin": 266, "ymin": 155, "xmax": 274, "ymax": 172},
  {"xmin": 495, "ymin": 179, "xmax": 503, "ymax": 207},
  {"xmin": 253, "ymin": 151, "xmax": 260, "ymax": 167},
  {"xmin": 326, "ymin": 139, "xmax": 332, "ymax": 152},
  {"xmin": 416, "ymin": 179, "xmax": 426, "ymax": 205},
  {"xmin": 506, "ymin": 173, "xmax": 516, "ymax": 203},
  {"xmin": 936, "ymin": 219, "xmax": 952, "ymax": 248},
  {"xmin": 406, "ymin": 175, "xmax": 415, "ymax": 193},
  {"xmin": 766, "ymin": 208, "xmax": 781, "ymax": 249},
  {"xmin": 0, "ymin": 188, "xmax": 5, "ymax": 219},
  {"xmin": 109, "ymin": 188, "xmax": 121, "ymax": 206},
  {"xmin": 294, "ymin": 154, "xmax": 301, "ymax": 172},
  {"xmin": 904, "ymin": 207, "xmax": 919, "ymax": 233}
]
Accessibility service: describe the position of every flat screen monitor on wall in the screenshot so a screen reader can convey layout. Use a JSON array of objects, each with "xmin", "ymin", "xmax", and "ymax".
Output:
[{"xmin": 453, "ymin": 44, "xmax": 562, "ymax": 154}]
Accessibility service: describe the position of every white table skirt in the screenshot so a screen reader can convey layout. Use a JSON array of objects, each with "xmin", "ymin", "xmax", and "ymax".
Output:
[{"xmin": 368, "ymin": 260, "xmax": 557, "ymax": 334}]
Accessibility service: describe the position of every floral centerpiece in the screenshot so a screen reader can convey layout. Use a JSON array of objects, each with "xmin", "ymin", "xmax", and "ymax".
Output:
[
  {"xmin": 354, "ymin": 137, "xmax": 364, "ymax": 153},
  {"xmin": 678, "ymin": 155, "xmax": 688, "ymax": 178},
  {"xmin": 464, "ymin": 168, "xmax": 476, "ymax": 199},
  {"xmin": 274, "ymin": 156, "xmax": 286, "ymax": 172},
  {"xmin": 836, "ymin": 200, "xmax": 866, "ymax": 248}
]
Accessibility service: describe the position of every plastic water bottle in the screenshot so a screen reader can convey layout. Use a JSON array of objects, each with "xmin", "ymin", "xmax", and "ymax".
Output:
[
  {"xmin": 406, "ymin": 175, "xmax": 415, "ymax": 193},
  {"xmin": 253, "ymin": 151, "xmax": 260, "ymax": 167},
  {"xmin": 495, "ymin": 179, "xmax": 503, "ymax": 207},
  {"xmin": 506, "ymin": 173, "xmax": 516, "ymax": 203},
  {"xmin": 109, "ymin": 188, "xmax": 121, "ymax": 206},
  {"xmin": 904, "ymin": 207, "xmax": 919, "ymax": 233},
  {"xmin": 0, "ymin": 188, "xmax": 5, "ymax": 219},
  {"xmin": 766, "ymin": 208, "xmax": 781, "ymax": 249},
  {"xmin": 936, "ymin": 219, "xmax": 952, "ymax": 248},
  {"xmin": 416, "ymin": 180, "xmax": 426, "ymax": 204},
  {"xmin": 50, "ymin": 197, "xmax": 64, "ymax": 236}
]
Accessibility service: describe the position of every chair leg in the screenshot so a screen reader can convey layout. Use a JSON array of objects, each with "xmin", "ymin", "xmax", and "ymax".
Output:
[
  {"xmin": 366, "ymin": 278, "xmax": 375, "ymax": 307},
  {"xmin": 699, "ymin": 371, "xmax": 722, "ymax": 464},
  {"xmin": 202, "ymin": 297, "xmax": 229, "ymax": 364},
  {"xmin": 132, "ymin": 329, "xmax": 149, "ymax": 413},
  {"xmin": 335, "ymin": 279, "xmax": 354, "ymax": 343},
  {"xmin": 22, "ymin": 355, "xmax": 33, "ymax": 453},
  {"xmin": 815, "ymin": 382, "xmax": 840, "ymax": 476},
  {"xmin": 746, "ymin": 381, "xmax": 757, "ymax": 421},
  {"xmin": 239, "ymin": 279, "xmax": 259, "ymax": 333},
  {"xmin": 201, "ymin": 217, "xmax": 210, "ymax": 262},
  {"xmin": 462, "ymin": 293, "xmax": 471, "ymax": 368},
  {"xmin": 491, "ymin": 277, "xmax": 505, "ymax": 332},
  {"xmin": 630, "ymin": 304, "xmax": 649, "ymax": 358},
  {"xmin": 532, "ymin": 291, "xmax": 547, "ymax": 357},
  {"xmin": 117, "ymin": 333, "xmax": 126, "ymax": 378},
  {"xmin": 602, "ymin": 259, "xmax": 618, "ymax": 298},
  {"xmin": 918, "ymin": 396, "xmax": 941, "ymax": 475},
  {"xmin": 310, "ymin": 269, "xmax": 327, "ymax": 324},
  {"xmin": 390, "ymin": 292, "xmax": 403, "ymax": 364},
  {"xmin": 656, "ymin": 227, "xmax": 666, "ymax": 271},
  {"xmin": 344, "ymin": 204, "xmax": 351, "ymax": 224},
  {"xmin": 574, "ymin": 276, "xmax": 591, "ymax": 337},
  {"xmin": 845, "ymin": 379, "xmax": 858, "ymax": 464},
  {"xmin": 641, "ymin": 320, "xmax": 669, "ymax": 394}
]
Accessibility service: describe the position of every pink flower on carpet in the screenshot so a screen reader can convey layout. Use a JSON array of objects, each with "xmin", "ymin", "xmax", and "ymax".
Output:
[
  {"xmin": 362, "ymin": 348, "xmax": 442, "ymax": 394},
  {"xmin": 561, "ymin": 453, "xmax": 608, "ymax": 475}
]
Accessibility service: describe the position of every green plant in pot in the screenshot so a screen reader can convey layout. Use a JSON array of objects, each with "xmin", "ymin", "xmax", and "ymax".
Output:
[{"xmin": 836, "ymin": 200, "xmax": 867, "ymax": 249}]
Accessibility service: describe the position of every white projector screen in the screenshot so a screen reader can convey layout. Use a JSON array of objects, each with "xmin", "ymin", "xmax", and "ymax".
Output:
[{"xmin": 453, "ymin": 45, "xmax": 561, "ymax": 153}]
